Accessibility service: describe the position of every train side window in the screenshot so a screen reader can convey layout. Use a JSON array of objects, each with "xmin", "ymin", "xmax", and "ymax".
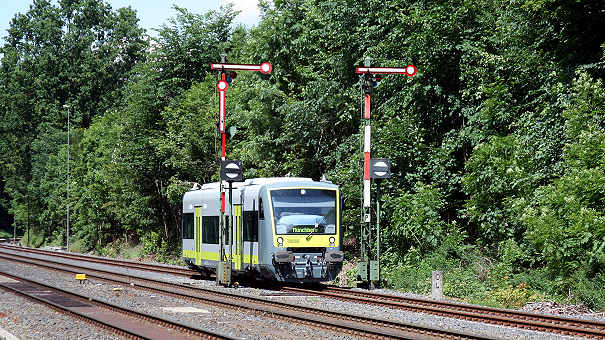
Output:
[
  {"xmin": 224, "ymin": 216, "xmax": 230, "ymax": 245},
  {"xmin": 182, "ymin": 213, "xmax": 194, "ymax": 239},
  {"xmin": 243, "ymin": 211, "xmax": 258, "ymax": 242},
  {"xmin": 201, "ymin": 216, "xmax": 219, "ymax": 244},
  {"xmin": 259, "ymin": 197, "xmax": 264, "ymax": 219}
]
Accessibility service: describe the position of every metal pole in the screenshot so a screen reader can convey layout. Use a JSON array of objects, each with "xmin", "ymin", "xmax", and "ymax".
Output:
[
  {"xmin": 218, "ymin": 53, "xmax": 227, "ymax": 286},
  {"xmin": 376, "ymin": 180, "xmax": 381, "ymax": 285},
  {"xmin": 66, "ymin": 105, "xmax": 70, "ymax": 252},
  {"xmin": 27, "ymin": 199, "xmax": 29, "ymax": 247},
  {"xmin": 228, "ymin": 181, "xmax": 233, "ymax": 285},
  {"xmin": 361, "ymin": 58, "xmax": 372, "ymax": 286}
]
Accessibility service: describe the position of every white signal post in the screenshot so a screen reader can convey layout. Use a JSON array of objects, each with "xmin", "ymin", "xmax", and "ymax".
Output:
[
  {"xmin": 355, "ymin": 61, "xmax": 417, "ymax": 288},
  {"xmin": 211, "ymin": 58, "xmax": 272, "ymax": 286}
]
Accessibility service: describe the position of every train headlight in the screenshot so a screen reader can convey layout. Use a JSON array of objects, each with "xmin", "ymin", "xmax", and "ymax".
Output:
[
  {"xmin": 277, "ymin": 237, "xmax": 283, "ymax": 247},
  {"xmin": 329, "ymin": 236, "xmax": 335, "ymax": 246}
]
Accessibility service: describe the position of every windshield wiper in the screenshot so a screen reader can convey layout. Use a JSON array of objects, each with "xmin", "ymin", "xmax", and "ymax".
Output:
[
  {"xmin": 307, "ymin": 221, "xmax": 324, "ymax": 240},
  {"xmin": 306, "ymin": 228, "xmax": 315, "ymax": 240}
]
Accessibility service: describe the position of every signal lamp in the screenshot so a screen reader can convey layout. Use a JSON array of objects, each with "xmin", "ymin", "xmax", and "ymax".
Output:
[
  {"xmin": 405, "ymin": 65, "xmax": 417, "ymax": 76},
  {"xmin": 372, "ymin": 75, "xmax": 382, "ymax": 88},
  {"xmin": 216, "ymin": 80, "xmax": 229, "ymax": 91},
  {"xmin": 230, "ymin": 71, "xmax": 237, "ymax": 79},
  {"xmin": 260, "ymin": 62, "xmax": 272, "ymax": 74}
]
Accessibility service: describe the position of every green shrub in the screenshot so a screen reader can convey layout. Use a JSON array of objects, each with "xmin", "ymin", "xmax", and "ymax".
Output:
[
  {"xmin": 20, "ymin": 230, "xmax": 44, "ymax": 248},
  {"xmin": 384, "ymin": 230, "xmax": 476, "ymax": 295},
  {"xmin": 139, "ymin": 230, "xmax": 181, "ymax": 265},
  {"xmin": 569, "ymin": 271, "xmax": 605, "ymax": 310},
  {"xmin": 386, "ymin": 182, "xmax": 450, "ymax": 256}
]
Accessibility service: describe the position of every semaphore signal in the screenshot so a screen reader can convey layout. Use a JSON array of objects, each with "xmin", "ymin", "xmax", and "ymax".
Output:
[
  {"xmin": 211, "ymin": 55, "xmax": 272, "ymax": 287},
  {"xmin": 356, "ymin": 59, "xmax": 418, "ymax": 289}
]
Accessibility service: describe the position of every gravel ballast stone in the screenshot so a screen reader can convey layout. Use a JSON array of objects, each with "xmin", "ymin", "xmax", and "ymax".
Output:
[{"xmin": 0, "ymin": 258, "xmax": 358, "ymax": 340}]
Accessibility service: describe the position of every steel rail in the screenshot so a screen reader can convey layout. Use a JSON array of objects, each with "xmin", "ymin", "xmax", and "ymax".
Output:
[
  {"xmin": 0, "ymin": 271, "xmax": 236, "ymax": 340},
  {"xmin": 281, "ymin": 286, "xmax": 605, "ymax": 339},
  {"xmin": 0, "ymin": 249, "xmax": 495, "ymax": 340},
  {"xmin": 0, "ymin": 244, "xmax": 197, "ymax": 278}
]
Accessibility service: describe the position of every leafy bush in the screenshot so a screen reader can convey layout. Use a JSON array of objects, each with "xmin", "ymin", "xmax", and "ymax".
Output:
[
  {"xmin": 385, "ymin": 182, "xmax": 450, "ymax": 256},
  {"xmin": 20, "ymin": 229, "xmax": 44, "ymax": 248},
  {"xmin": 515, "ymin": 73, "xmax": 605, "ymax": 280},
  {"xmin": 139, "ymin": 230, "xmax": 181, "ymax": 265},
  {"xmin": 462, "ymin": 135, "xmax": 532, "ymax": 245},
  {"xmin": 384, "ymin": 230, "xmax": 475, "ymax": 295}
]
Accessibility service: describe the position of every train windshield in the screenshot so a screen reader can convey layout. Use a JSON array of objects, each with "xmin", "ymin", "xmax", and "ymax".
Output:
[{"xmin": 270, "ymin": 188, "xmax": 337, "ymax": 235}]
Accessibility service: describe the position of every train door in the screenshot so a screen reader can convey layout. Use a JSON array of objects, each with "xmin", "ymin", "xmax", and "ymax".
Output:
[
  {"xmin": 181, "ymin": 211, "xmax": 195, "ymax": 260},
  {"xmin": 194, "ymin": 206, "xmax": 202, "ymax": 265},
  {"xmin": 233, "ymin": 204, "xmax": 243, "ymax": 270}
]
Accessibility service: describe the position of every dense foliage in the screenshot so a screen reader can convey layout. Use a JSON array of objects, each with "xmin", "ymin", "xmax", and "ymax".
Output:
[{"xmin": 1, "ymin": 0, "xmax": 604, "ymax": 308}]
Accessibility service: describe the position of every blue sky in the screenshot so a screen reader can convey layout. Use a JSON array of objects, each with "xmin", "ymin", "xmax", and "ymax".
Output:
[{"xmin": 0, "ymin": 0, "xmax": 261, "ymax": 43}]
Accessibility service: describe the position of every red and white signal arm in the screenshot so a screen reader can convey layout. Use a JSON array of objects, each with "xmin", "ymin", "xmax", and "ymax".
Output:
[
  {"xmin": 356, "ymin": 65, "xmax": 417, "ymax": 76},
  {"xmin": 211, "ymin": 62, "xmax": 273, "ymax": 74}
]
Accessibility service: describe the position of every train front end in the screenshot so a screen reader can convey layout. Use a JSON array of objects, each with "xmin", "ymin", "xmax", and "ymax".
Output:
[{"xmin": 259, "ymin": 181, "xmax": 343, "ymax": 283}]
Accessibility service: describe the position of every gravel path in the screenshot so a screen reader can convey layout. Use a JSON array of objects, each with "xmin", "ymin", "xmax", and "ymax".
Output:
[{"xmin": 0, "ymin": 248, "xmax": 592, "ymax": 339}]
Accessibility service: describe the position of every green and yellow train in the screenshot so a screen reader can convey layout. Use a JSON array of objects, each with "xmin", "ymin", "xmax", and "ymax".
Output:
[{"xmin": 182, "ymin": 177, "xmax": 344, "ymax": 283}]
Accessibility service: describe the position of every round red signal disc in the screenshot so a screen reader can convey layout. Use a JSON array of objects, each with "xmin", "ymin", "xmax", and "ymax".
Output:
[
  {"xmin": 260, "ymin": 62, "xmax": 273, "ymax": 74},
  {"xmin": 216, "ymin": 80, "xmax": 229, "ymax": 91},
  {"xmin": 405, "ymin": 65, "xmax": 417, "ymax": 76}
]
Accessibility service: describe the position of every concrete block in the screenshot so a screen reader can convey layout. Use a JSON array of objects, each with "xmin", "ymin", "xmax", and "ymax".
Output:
[{"xmin": 432, "ymin": 270, "xmax": 443, "ymax": 299}]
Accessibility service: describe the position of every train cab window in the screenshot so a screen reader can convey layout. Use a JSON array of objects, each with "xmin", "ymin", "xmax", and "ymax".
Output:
[
  {"xmin": 259, "ymin": 198, "xmax": 264, "ymax": 219},
  {"xmin": 243, "ymin": 211, "xmax": 258, "ymax": 242},
  {"xmin": 202, "ymin": 216, "xmax": 219, "ymax": 244},
  {"xmin": 182, "ymin": 213, "xmax": 194, "ymax": 239}
]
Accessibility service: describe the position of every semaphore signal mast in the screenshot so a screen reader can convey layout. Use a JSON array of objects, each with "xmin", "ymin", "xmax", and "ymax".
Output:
[
  {"xmin": 211, "ymin": 54, "xmax": 272, "ymax": 286},
  {"xmin": 355, "ymin": 58, "xmax": 417, "ymax": 289}
]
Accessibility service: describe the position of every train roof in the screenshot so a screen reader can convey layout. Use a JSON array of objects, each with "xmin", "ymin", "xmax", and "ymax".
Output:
[
  {"xmin": 183, "ymin": 177, "xmax": 336, "ymax": 198},
  {"xmin": 182, "ymin": 177, "xmax": 338, "ymax": 212},
  {"xmin": 198, "ymin": 177, "xmax": 315, "ymax": 190}
]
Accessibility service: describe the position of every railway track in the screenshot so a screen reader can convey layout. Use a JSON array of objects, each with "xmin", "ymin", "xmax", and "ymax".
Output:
[
  {"xmin": 0, "ymin": 247, "xmax": 494, "ymax": 339},
  {"xmin": 0, "ymin": 271, "xmax": 236, "ymax": 340},
  {"xmin": 5, "ymin": 245, "xmax": 604, "ymax": 338},
  {"xmin": 0, "ymin": 244, "xmax": 197, "ymax": 278},
  {"xmin": 280, "ymin": 286, "xmax": 605, "ymax": 339}
]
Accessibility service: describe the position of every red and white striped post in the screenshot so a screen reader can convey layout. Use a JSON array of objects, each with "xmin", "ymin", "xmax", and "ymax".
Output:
[
  {"xmin": 356, "ymin": 64, "xmax": 417, "ymax": 210},
  {"xmin": 355, "ymin": 61, "xmax": 417, "ymax": 287},
  {"xmin": 211, "ymin": 57, "xmax": 272, "ymax": 286}
]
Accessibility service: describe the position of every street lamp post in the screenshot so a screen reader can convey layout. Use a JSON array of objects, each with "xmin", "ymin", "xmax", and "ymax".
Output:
[{"xmin": 63, "ymin": 104, "xmax": 70, "ymax": 252}]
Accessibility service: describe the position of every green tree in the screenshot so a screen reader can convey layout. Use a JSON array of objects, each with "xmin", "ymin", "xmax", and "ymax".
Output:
[
  {"xmin": 0, "ymin": 0, "xmax": 146, "ymax": 243},
  {"xmin": 517, "ymin": 73, "xmax": 605, "ymax": 278}
]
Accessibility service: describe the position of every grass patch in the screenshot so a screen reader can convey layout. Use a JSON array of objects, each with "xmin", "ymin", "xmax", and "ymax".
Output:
[{"xmin": 383, "ymin": 234, "xmax": 604, "ymax": 311}]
